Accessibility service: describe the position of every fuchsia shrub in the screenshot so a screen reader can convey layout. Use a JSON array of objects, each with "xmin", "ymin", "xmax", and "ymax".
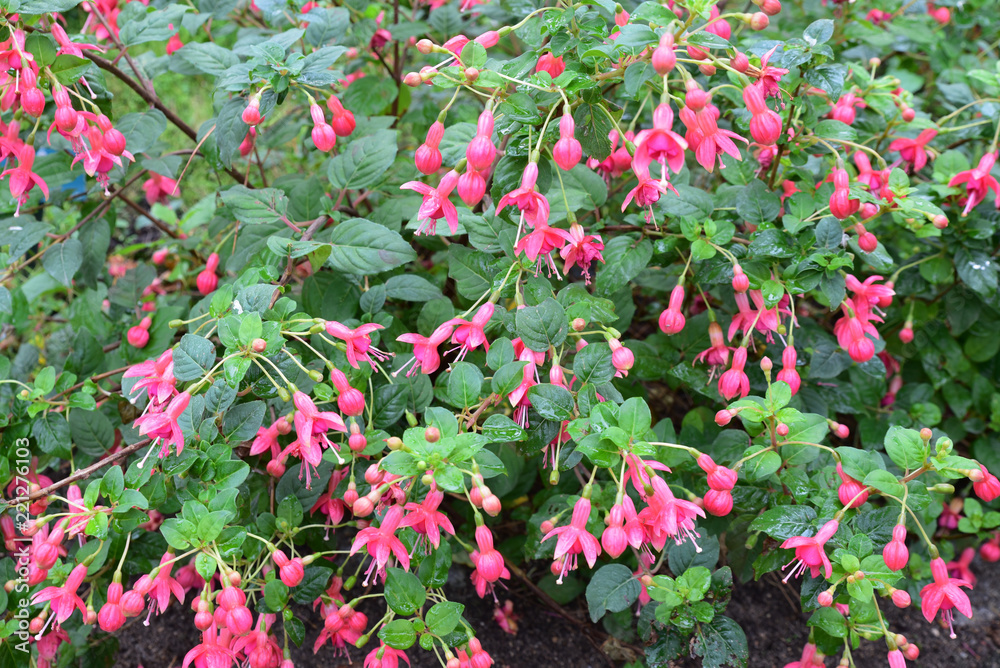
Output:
[{"xmin": 3, "ymin": 0, "xmax": 1000, "ymax": 667}]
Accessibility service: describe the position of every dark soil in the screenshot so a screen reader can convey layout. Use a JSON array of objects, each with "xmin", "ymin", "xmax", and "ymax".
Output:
[{"xmin": 111, "ymin": 561, "xmax": 1000, "ymax": 668}]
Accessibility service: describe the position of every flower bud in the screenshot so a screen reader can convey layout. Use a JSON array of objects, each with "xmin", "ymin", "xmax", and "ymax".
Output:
[
  {"xmin": 730, "ymin": 51, "xmax": 749, "ymax": 73},
  {"xmin": 749, "ymin": 12, "xmax": 769, "ymax": 30},
  {"xmin": 891, "ymin": 588, "xmax": 911, "ymax": 608}
]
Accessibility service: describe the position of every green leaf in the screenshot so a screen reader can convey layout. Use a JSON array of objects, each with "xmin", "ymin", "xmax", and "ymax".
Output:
[
  {"xmin": 515, "ymin": 298, "xmax": 568, "ymax": 352},
  {"xmin": 586, "ymin": 564, "xmax": 640, "ymax": 622},
  {"xmin": 808, "ymin": 607, "xmax": 847, "ymax": 638},
  {"xmin": 173, "ymin": 334, "xmax": 217, "ymax": 382},
  {"xmin": 481, "ymin": 414, "xmax": 526, "ymax": 443},
  {"xmin": 379, "ymin": 619, "xmax": 417, "ymax": 650},
  {"xmin": 814, "ymin": 119, "xmax": 858, "ymax": 142},
  {"xmin": 326, "ymin": 218, "xmax": 416, "ymax": 274},
  {"xmin": 221, "ymin": 185, "xmax": 289, "ymax": 226},
  {"xmin": 425, "ymin": 601, "xmax": 465, "ymax": 636},
  {"xmin": 749, "ymin": 505, "xmax": 818, "ymax": 540},
  {"xmin": 327, "ymin": 130, "xmax": 398, "ymax": 190},
  {"xmin": 43, "ymin": 239, "xmax": 83, "ymax": 287},
  {"xmin": 692, "ymin": 616, "xmax": 748, "ymax": 668},
  {"xmin": 384, "ymin": 275, "xmax": 442, "ymax": 302},
  {"xmin": 384, "ymin": 567, "xmax": 426, "ymax": 616},
  {"xmin": 177, "ymin": 42, "xmax": 240, "ymax": 76},
  {"xmin": 69, "ymin": 409, "xmax": 114, "ymax": 457},
  {"xmin": 101, "ymin": 466, "xmax": 124, "ymax": 501},
  {"xmin": 223, "ymin": 401, "xmax": 265, "ymax": 441},
  {"xmin": 447, "ymin": 362, "xmax": 484, "ymax": 408},
  {"xmin": 736, "ymin": 181, "xmax": 780, "ymax": 226},
  {"xmin": 883, "ymin": 426, "xmax": 927, "ymax": 471},
  {"xmin": 527, "ymin": 384, "xmax": 575, "ymax": 421},
  {"xmin": 263, "ymin": 579, "xmax": 289, "ymax": 612},
  {"xmin": 803, "ymin": 19, "xmax": 834, "ymax": 45},
  {"xmin": 618, "ymin": 397, "xmax": 651, "ymax": 439}
]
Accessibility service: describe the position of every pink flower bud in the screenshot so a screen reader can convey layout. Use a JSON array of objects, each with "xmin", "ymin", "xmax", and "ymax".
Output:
[
  {"xmin": 749, "ymin": 12, "xmax": 769, "ymax": 30},
  {"xmin": 535, "ymin": 53, "xmax": 565, "ymax": 78},
  {"xmin": 760, "ymin": 0, "xmax": 781, "ymax": 15},
  {"xmin": 730, "ymin": 51, "xmax": 749, "ymax": 73},
  {"xmin": 242, "ymin": 97, "xmax": 262, "ymax": 126},
  {"xmin": 482, "ymin": 494, "xmax": 502, "ymax": 516},
  {"xmin": 732, "ymin": 265, "xmax": 750, "ymax": 293},
  {"xmin": 352, "ymin": 496, "xmax": 374, "ymax": 517},
  {"xmin": 651, "ymin": 33, "xmax": 676, "ymax": 75},
  {"xmin": 685, "ymin": 83, "xmax": 708, "ymax": 111},
  {"xmin": 715, "ymin": 409, "xmax": 733, "ymax": 426},
  {"xmin": 703, "ymin": 489, "xmax": 733, "ymax": 516},
  {"xmin": 817, "ymin": 591, "xmax": 833, "ymax": 607},
  {"xmin": 776, "ymin": 423, "xmax": 789, "ymax": 437},
  {"xmin": 280, "ymin": 558, "xmax": 305, "ymax": 587},
  {"xmin": 21, "ymin": 87, "xmax": 45, "ymax": 117},
  {"xmin": 855, "ymin": 223, "xmax": 878, "ymax": 253},
  {"xmin": 312, "ymin": 122, "xmax": 337, "ymax": 152},
  {"xmin": 266, "ymin": 459, "xmax": 286, "ymax": 477},
  {"xmin": 980, "ymin": 541, "xmax": 1000, "ymax": 562},
  {"xmin": 227, "ymin": 605, "xmax": 253, "ymax": 634},
  {"xmin": 458, "ymin": 168, "xmax": 487, "ymax": 207},
  {"xmin": 127, "ymin": 325, "xmax": 150, "ymax": 348},
  {"xmin": 891, "ymin": 589, "xmax": 911, "ymax": 608},
  {"xmin": 197, "ymin": 268, "xmax": 218, "ymax": 295},
  {"xmin": 610, "ymin": 341, "xmax": 634, "ymax": 375},
  {"xmin": 466, "ymin": 134, "xmax": 496, "ymax": 172},
  {"xmin": 152, "ymin": 248, "xmax": 169, "ymax": 265},
  {"xmin": 899, "ymin": 325, "xmax": 913, "ymax": 344}
]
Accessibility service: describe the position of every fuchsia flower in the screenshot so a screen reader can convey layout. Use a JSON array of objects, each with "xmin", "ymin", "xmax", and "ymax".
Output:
[
  {"xmin": 553, "ymin": 112, "xmax": 582, "ymax": 170},
  {"xmin": 364, "ymin": 643, "xmax": 410, "ymax": 668},
  {"xmin": 973, "ymin": 464, "xmax": 1000, "ymax": 502},
  {"xmin": 535, "ymin": 52, "xmax": 565, "ymax": 78},
  {"xmin": 554, "ymin": 224, "xmax": 604, "ymax": 283},
  {"xmin": 718, "ymin": 348, "xmax": 750, "ymax": 400},
  {"xmin": 282, "ymin": 391, "xmax": 347, "ymax": 487},
  {"xmin": 633, "ymin": 103, "xmax": 688, "ymax": 177},
  {"xmin": 148, "ymin": 552, "xmax": 185, "ymax": 616},
  {"xmin": 182, "ymin": 628, "xmax": 238, "ymax": 668},
  {"xmin": 396, "ymin": 322, "xmax": 455, "ymax": 376},
  {"xmin": 541, "ymin": 497, "xmax": 602, "ymax": 583},
  {"xmin": 470, "ymin": 524, "xmax": 508, "ymax": 594},
  {"xmin": 134, "ymin": 391, "xmax": 191, "ymax": 462},
  {"xmin": 350, "ymin": 505, "xmax": 410, "ymax": 584},
  {"xmin": 514, "ymin": 220, "xmax": 566, "ymax": 268},
  {"xmin": 445, "ymin": 303, "xmax": 494, "ymax": 359},
  {"xmin": 780, "ymin": 519, "xmax": 839, "ymax": 581},
  {"xmin": 622, "ymin": 170, "xmax": 675, "ymax": 223},
  {"xmin": 31, "ymin": 563, "xmax": 88, "ymax": 624},
  {"xmin": 692, "ymin": 106, "xmax": 748, "ymax": 172},
  {"xmin": 496, "ymin": 162, "xmax": 550, "ymax": 227},
  {"xmin": 775, "ymin": 345, "xmax": 801, "ymax": 395},
  {"xmin": 829, "ymin": 92, "xmax": 866, "ymax": 125},
  {"xmin": 658, "ymin": 284, "xmax": 686, "ymax": 335},
  {"xmin": 889, "ymin": 128, "xmax": 937, "ymax": 172},
  {"xmin": 949, "ymin": 152, "xmax": 1000, "ymax": 216},
  {"xmin": 694, "ymin": 321, "xmax": 732, "ymax": 371},
  {"xmin": 401, "ymin": 169, "xmax": 460, "ymax": 235},
  {"xmin": 0, "ymin": 142, "xmax": 49, "ymax": 216},
  {"xmin": 506, "ymin": 356, "xmax": 538, "ymax": 427},
  {"xmin": 750, "ymin": 46, "xmax": 788, "ymax": 100},
  {"xmin": 637, "ymin": 476, "xmax": 705, "ymax": 552},
  {"xmin": 324, "ymin": 321, "xmax": 387, "ymax": 370},
  {"xmin": 123, "ymin": 349, "xmax": 176, "ymax": 404},
  {"xmin": 142, "ymin": 172, "xmax": 180, "ymax": 206},
  {"xmin": 401, "ymin": 489, "xmax": 455, "ymax": 550},
  {"xmin": 920, "ymin": 557, "xmax": 973, "ymax": 638}
]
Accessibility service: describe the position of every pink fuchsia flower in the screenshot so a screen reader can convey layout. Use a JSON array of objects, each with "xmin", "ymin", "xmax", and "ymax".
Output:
[
  {"xmin": 535, "ymin": 52, "xmax": 565, "ymax": 78},
  {"xmin": 949, "ymin": 152, "xmax": 1000, "ymax": 216},
  {"xmin": 829, "ymin": 93, "xmax": 866, "ymax": 125},
  {"xmin": 514, "ymin": 220, "xmax": 566, "ymax": 267},
  {"xmin": 836, "ymin": 462, "xmax": 869, "ymax": 508},
  {"xmin": 658, "ymin": 284, "xmax": 686, "ymax": 335},
  {"xmin": 146, "ymin": 552, "xmax": 186, "ymax": 616},
  {"xmin": 324, "ymin": 321, "xmax": 387, "ymax": 370},
  {"xmin": 396, "ymin": 322, "xmax": 455, "ymax": 376},
  {"xmin": 554, "ymin": 223, "xmax": 605, "ymax": 284},
  {"xmin": 506, "ymin": 357, "xmax": 538, "ymax": 428},
  {"xmin": 134, "ymin": 391, "xmax": 192, "ymax": 463},
  {"xmin": 633, "ymin": 103, "xmax": 688, "ymax": 177},
  {"xmin": 694, "ymin": 321, "xmax": 732, "ymax": 370},
  {"xmin": 845, "ymin": 274, "xmax": 894, "ymax": 319},
  {"xmin": 541, "ymin": 497, "xmax": 602, "ymax": 583},
  {"xmin": 1, "ymin": 142, "xmax": 49, "ymax": 216},
  {"xmin": 364, "ymin": 643, "xmax": 410, "ymax": 668},
  {"xmin": 697, "ymin": 454, "xmax": 737, "ymax": 491},
  {"xmin": 282, "ymin": 391, "xmax": 346, "ymax": 487},
  {"xmin": 638, "ymin": 476, "xmax": 705, "ymax": 551},
  {"xmin": 350, "ymin": 505, "xmax": 410, "ymax": 585},
  {"xmin": 829, "ymin": 167, "xmax": 860, "ymax": 219},
  {"xmin": 401, "ymin": 489, "xmax": 455, "ymax": 550},
  {"xmin": 783, "ymin": 642, "xmax": 819, "ymax": 668},
  {"xmin": 718, "ymin": 347, "xmax": 750, "ymax": 400},
  {"xmin": 692, "ymin": 106, "xmax": 748, "ymax": 172},
  {"xmin": 142, "ymin": 172, "xmax": 180, "ymax": 206},
  {"xmin": 889, "ymin": 128, "xmax": 936, "ymax": 172},
  {"xmin": 780, "ymin": 519, "xmax": 839, "ymax": 581},
  {"xmin": 625, "ymin": 453, "xmax": 671, "ymax": 497},
  {"xmin": 883, "ymin": 525, "xmax": 909, "ymax": 571},
  {"xmin": 750, "ymin": 46, "xmax": 788, "ymax": 100},
  {"xmin": 445, "ymin": 303, "xmax": 494, "ymax": 360},
  {"xmin": 123, "ymin": 348, "xmax": 176, "ymax": 404},
  {"xmin": 553, "ymin": 112, "xmax": 582, "ymax": 170},
  {"xmin": 973, "ymin": 464, "xmax": 1000, "ymax": 502},
  {"xmin": 946, "ymin": 546, "xmax": 977, "ymax": 586},
  {"xmin": 182, "ymin": 628, "xmax": 238, "ymax": 668},
  {"xmin": 622, "ymin": 170, "xmax": 676, "ymax": 224},
  {"xmin": 401, "ymin": 169, "xmax": 460, "ymax": 235},
  {"xmin": 472, "ymin": 525, "xmax": 506, "ymax": 583},
  {"xmin": 415, "ymin": 121, "xmax": 444, "ymax": 175},
  {"xmin": 496, "ymin": 162, "xmax": 550, "ymax": 228},
  {"xmin": 31, "ymin": 563, "xmax": 88, "ymax": 624},
  {"xmin": 920, "ymin": 556, "xmax": 972, "ymax": 638},
  {"xmin": 775, "ymin": 345, "xmax": 801, "ymax": 395}
]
